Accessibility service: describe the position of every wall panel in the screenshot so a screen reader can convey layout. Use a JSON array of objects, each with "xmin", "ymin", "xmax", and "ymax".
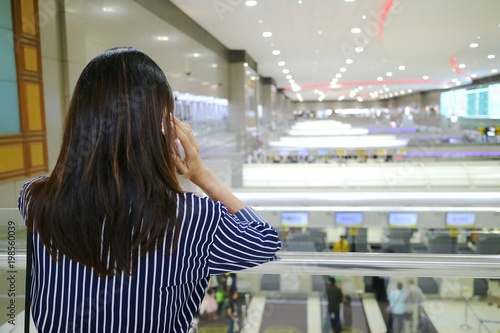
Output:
[{"xmin": 0, "ymin": 0, "xmax": 47, "ymax": 182}]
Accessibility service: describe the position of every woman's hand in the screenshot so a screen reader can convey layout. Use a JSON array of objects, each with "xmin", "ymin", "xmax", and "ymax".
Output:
[
  {"xmin": 172, "ymin": 117, "xmax": 245, "ymax": 213},
  {"xmin": 172, "ymin": 117, "xmax": 209, "ymax": 182}
]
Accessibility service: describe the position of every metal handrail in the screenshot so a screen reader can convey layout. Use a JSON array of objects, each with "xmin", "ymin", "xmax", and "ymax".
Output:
[
  {"xmin": 245, "ymin": 251, "xmax": 500, "ymax": 278},
  {"xmin": 2, "ymin": 251, "xmax": 499, "ymax": 278}
]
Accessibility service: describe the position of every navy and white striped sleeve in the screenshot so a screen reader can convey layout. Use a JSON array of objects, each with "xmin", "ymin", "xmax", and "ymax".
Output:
[
  {"xmin": 208, "ymin": 204, "xmax": 281, "ymax": 275},
  {"xmin": 18, "ymin": 176, "xmax": 48, "ymax": 221}
]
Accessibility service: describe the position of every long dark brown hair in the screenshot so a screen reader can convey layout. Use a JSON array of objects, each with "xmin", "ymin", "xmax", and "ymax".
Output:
[{"xmin": 26, "ymin": 47, "xmax": 182, "ymax": 276}]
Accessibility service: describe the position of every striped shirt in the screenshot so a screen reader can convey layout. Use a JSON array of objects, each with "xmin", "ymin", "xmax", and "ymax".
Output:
[{"xmin": 19, "ymin": 177, "xmax": 281, "ymax": 333}]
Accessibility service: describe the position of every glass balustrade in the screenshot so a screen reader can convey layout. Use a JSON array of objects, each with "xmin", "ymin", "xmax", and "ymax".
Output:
[{"xmin": 1, "ymin": 208, "xmax": 499, "ymax": 333}]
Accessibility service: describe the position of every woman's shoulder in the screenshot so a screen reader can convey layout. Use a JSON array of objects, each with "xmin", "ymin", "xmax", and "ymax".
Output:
[
  {"xmin": 177, "ymin": 192, "xmax": 224, "ymax": 209},
  {"xmin": 18, "ymin": 175, "xmax": 49, "ymax": 198},
  {"xmin": 18, "ymin": 175, "xmax": 49, "ymax": 218}
]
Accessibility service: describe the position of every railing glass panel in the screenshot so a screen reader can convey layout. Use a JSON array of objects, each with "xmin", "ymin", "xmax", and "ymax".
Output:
[{"xmin": 2, "ymin": 208, "xmax": 499, "ymax": 332}]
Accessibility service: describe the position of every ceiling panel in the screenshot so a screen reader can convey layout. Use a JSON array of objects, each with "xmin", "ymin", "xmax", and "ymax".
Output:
[{"xmin": 171, "ymin": 0, "xmax": 500, "ymax": 102}]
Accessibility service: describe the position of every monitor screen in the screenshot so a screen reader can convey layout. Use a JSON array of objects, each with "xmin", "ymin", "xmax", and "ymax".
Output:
[
  {"xmin": 281, "ymin": 212, "xmax": 308, "ymax": 227},
  {"xmin": 388, "ymin": 212, "xmax": 418, "ymax": 228},
  {"xmin": 446, "ymin": 212, "xmax": 476, "ymax": 228},
  {"xmin": 335, "ymin": 212, "xmax": 363, "ymax": 226},
  {"xmin": 317, "ymin": 149, "xmax": 328, "ymax": 155}
]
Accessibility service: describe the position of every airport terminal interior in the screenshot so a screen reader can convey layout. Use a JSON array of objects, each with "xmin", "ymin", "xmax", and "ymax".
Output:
[{"xmin": 0, "ymin": 0, "xmax": 500, "ymax": 332}]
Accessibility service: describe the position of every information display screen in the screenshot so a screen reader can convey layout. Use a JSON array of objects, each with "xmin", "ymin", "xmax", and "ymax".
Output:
[
  {"xmin": 388, "ymin": 212, "xmax": 418, "ymax": 228},
  {"xmin": 281, "ymin": 212, "xmax": 309, "ymax": 227},
  {"xmin": 446, "ymin": 212, "xmax": 476, "ymax": 228},
  {"xmin": 440, "ymin": 83, "xmax": 500, "ymax": 119},
  {"xmin": 335, "ymin": 212, "xmax": 363, "ymax": 226}
]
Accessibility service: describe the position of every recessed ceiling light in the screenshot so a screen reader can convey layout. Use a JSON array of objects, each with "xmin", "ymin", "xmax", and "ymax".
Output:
[
  {"xmin": 423, "ymin": 75, "xmax": 429, "ymax": 80},
  {"xmin": 258, "ymin": 19, "xmax": 263, "ymax": 24},
  {"xmin": 298, "ymin": 0, "xmax": 303, "ymax": 4},
  {"xmin": 250, "ymin": 76, "xmax": 257, "ymax": 80},
  {"xmin": 193, "ymin": 53, "xmax": 200, "ymax": 58},
  {"xmin": 318, "ymin": 30, "xmax": 323, "ymax": 35},
  {"xmin": 102, "ymin": 7, "xmax": 113, "ymax": 12},
  {"xmin": 469, "ymin": 43, "xmax": 479, "ymax": 48},
  {"xmin": 344, "ymin": 0, "xmax": 355, "ymax": 2},
  {"xmin": 331, "ymin": 78, "xmax": 338, "ymax": 83},
  {"xmin": 272, "ymin": 50, "xmax": 281, "ymax": 55},
  {"xmin": 245, "ymin": 1, "xmax": 257, "ymax": 6},
  {"xmin": 488, "ymin": 54, "xmax": 495, "ymax": 59},
  {"xmin": 458, "ymin": 64, "xmax": 466, "ymax": 69},
  {"xmin": 289, "ymin": 79, "xmax": 295, "ymax": 83},
  {"xmin": 262, "ymin": 32, "xmax": 272, "ymax": 37},
  {"xmin": 377, "ymin": 77, "xmax": 383, "ymax": 81},
  {"xmin": 282, "ymin": 69, "xmax": 289, "ymax": 74},
  {"xmin": 286, "ymin": 75, "xmax": 292, "ymax": 79},
  {"xmin": 335, "ymin": 73, "xmax": 342, "ymax": 78},
  {"xmin": 244, "ymin": 62, "xmax": 248, "ymax": 67},
  {"xmin": 351, "ymin": 28, "xmax": 361, "ymax": 34},
  {"xmin": 471, "ymin": 74, "xmax": 477, "ymax": 78},
  {"xmin": 246, "ymin": 70, "xmax": 250, "ymax": 75},
  {"xmin": 384, "ymin": 87, "xmax": 390, "ymax": 92},
  {"xmin": 398, "ymin": 65, "xmax": 406, "ymax": 70},
  {"xmin": 157, "ymin": 36, "xmax": 169, "ymax": 41},
  {"xmin": 355, "ymin": 47, "xmax": 364, "ymax": 53},
  {"xmin": 278, "ymin": 61, "xmax": 286, "ymax": 66},
  {"xmin": 492, "ymin": 69, "xmax": 498, "ymax": 73},
  {"xmin": 400, "ymin": 90, "xmax": 405, "ymax": 94},
  {"xmin": 407, "ymin": 89, "xmax": 412, "ymax": 93},
  {"xmin": 211, "ymin": 64, "xmax": 218, "ymax": 68},
  {"xmin": 346, "ymin": 59, "xmax": 353, "ymax": 64},
  {"xmin": 386, "ymin": 72, "xmax": 393, "ymax": 77},
  {"xmin": 362, "ymin": 15, "xmax": 367, "ymax": 19},
  {"xmin": 357, "ymin": 97, "xmax": 363, "ymax": 102},
  {"xmin": 339, "ymin": 67, "xmax": 347, "ymax": 72}
]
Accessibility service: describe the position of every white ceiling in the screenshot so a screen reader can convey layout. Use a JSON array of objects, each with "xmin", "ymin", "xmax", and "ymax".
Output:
[{"xmin": 171, "ymin": 0, "xmax": 500, "ymax": 102}]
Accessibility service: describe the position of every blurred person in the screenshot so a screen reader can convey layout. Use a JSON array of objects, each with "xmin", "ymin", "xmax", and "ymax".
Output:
[
  {"xmin": 18, "ymin": 47, "xmax": 281, "ymax": 333},
  {"xmin": 406, "ymin": 279, "xmax": 425, "ymax": 333},
  {"xmin": 226, "ymin": 290, "xmax": 239, "ymax": 333},
  {"xmin": 326, "ymin": 277, "xmax": 344, "ymax": 333},
  {"xmin": 388, "ymin": 282, "xmax": 407, "ymax": 333},
  {"xmin": 333, "ymin": 235, "xmax": 350, "ymax": 252},
  {"xmin": 215, "ymin": 285, "xmax": 226, "ymax": 316},
  {"xmin": 226, "ymin": 272, "xmax": 237, "ymax": 295},
  {"xmin": 204, "ymin": 289, "xmax": 219, "ymax": 320}
]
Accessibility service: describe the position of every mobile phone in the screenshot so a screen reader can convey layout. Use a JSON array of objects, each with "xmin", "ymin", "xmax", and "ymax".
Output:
[{"xmin": 175, "ymin": 138, "xmax": 185, "ymax": 160}]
